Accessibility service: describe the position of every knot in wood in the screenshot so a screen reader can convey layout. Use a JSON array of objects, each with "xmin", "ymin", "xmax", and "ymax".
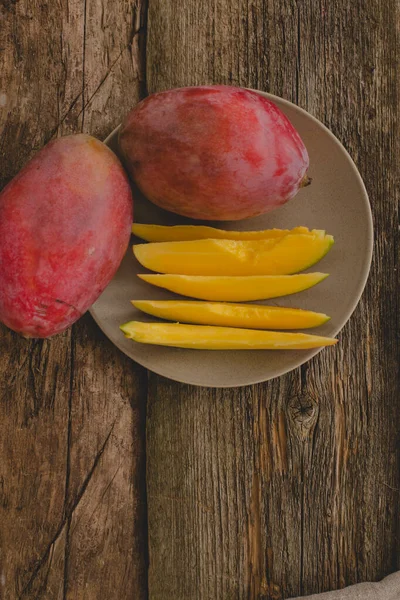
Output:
[{"xmin": 287, "ymin": 394, "xmax": 319, "ymax": 434}]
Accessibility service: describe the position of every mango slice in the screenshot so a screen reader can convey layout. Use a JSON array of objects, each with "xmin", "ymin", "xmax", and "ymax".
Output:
[
  {"xmin": 120, "ymin": 321, "xmax": 337, "ymax": 350},
  {"xmin": 132, "ymin": 223, "xmax": 311, "ymax": 242},
  {"xmin": 133, "ymin": 232, "xmax": 334, "ymax": 276},
  {"xmin": 138, "ymin": 273, "xmax": 328, "ymax": 301},
  {"xmin": 132, "ymin": 300, "xmax": 330, "ymax": 329}
]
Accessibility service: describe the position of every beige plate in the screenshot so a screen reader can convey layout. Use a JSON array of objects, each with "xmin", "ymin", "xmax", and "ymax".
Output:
[{"xmin": 90, "ymin": 91, "xmax": 373, "ymax": 388}]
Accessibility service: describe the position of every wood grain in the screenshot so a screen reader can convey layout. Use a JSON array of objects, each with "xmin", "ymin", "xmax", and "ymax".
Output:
[
  {"xmin": 0, "ymin": 1, "xmax": 148, "ymax": 598},
  {"xmin": 1, "ymin": 1, "xmax": 399, "ymax": 599},
  {"xmin": 146, "ymin": 1, "xmax": 400, "ymax": 599}
]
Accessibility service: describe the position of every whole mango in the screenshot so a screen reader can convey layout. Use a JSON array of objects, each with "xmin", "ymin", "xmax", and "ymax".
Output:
[
  {"xmin": 0, "ymin": 134, "xmax": 132, "ymax": 337},
  {"xmin": 119, "ymin": 86, "xmax": 310, "ymax": 221}
]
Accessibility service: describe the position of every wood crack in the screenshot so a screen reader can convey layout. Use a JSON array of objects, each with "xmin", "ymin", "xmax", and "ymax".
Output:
[
  {"xmin": 129, "ymin": 0, "xmax": 149, "ymax": 99},
  {"xmin": 48, "ymin": 47, "xmax": 128, "ymax": 141},
  {"xmin": 70, "ymin": 464, "xmax": 122, "ymax": 539},
  {"xmin": 49, "ymin": 15, "xmax": 147, "ymax": 143},
  {"xmin": 75, "ymin": 47, "xmax": 127, "ymax": 120},
  {"xmin": 18, "ymin": 424, "xmax": 115, "ymax": 598},
  {"xmin": 32, "ymin": 544, "xmax": 55, "ymax": 600},
  {"xmin": 45, "ymin": 91, "xmax": 83, "ymax": 142}
]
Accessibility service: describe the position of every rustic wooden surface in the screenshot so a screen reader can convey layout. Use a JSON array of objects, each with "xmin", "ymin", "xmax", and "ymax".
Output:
[
  {"xmin": 0, "ymin": 1, "xmax": 399, "ymax": 600},
  {"xmin": 0, "ymin": 1, "xmax": 148, "ymax": 599},
  {"xmin": 146, "ymin": 1, "xmax": 400, "ymax": 599}
]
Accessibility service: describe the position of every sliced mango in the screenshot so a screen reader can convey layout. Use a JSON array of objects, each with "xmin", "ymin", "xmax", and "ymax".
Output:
[
  {"xmin": 132, "ymin": 223, "xmax": 311, "ymax": 242},
  {"xmin": 138, "ymin": 273, "xmax": 328, "ymax": 302},
  {"xmin": 132, "ymin": 300, "xmax": 330, "ymax": 329},
  {"xmin": 133, "ymin": 231, "xmax": 333, "ymax": 276},
  {"xmin": 120, "ymin": 321, "xmax": 337, "ymax": 350}
]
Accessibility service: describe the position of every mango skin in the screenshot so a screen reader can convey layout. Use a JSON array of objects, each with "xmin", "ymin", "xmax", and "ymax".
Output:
[
  {"xmin": 119, "ymin": 86, "xmax": 309, "ymax": 221},
  {"xmin": 0, "ymin": 134, "xmax": 132, "ymax": 337}
]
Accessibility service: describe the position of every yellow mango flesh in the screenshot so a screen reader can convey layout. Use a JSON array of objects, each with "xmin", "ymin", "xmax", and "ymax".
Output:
[
  {"xmin": 132, "ymin": 223, "xmax": 311, "ymax": 242},
  {"xmin": 133, "ymin": 232, "xmax": 334, "ymax": 276},
  {"xmin": 132, "ymin": 300, "xmax": 330, "ymax": 329},
  {"xmin": 120, "ymin": 321, "xmax": 337, "ymax": 350},
  {"xmin": 138, "ymin": 273, "xmax": 328, "ymax": 302}
]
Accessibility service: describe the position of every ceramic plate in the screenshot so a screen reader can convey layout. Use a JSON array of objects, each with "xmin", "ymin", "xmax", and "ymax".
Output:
[{"xmin": 90, "ymin": 90, "xmax": 373, "ymax": 388}]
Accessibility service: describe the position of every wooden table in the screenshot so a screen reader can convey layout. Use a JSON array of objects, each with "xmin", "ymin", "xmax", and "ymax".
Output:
[{"xmin": 1, "ymin": 1, "xmax": 399, "ymax": 598}]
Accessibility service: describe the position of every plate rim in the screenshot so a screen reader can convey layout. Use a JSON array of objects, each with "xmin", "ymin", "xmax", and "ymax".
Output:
[{"xmin": 90, "ymin": 89, "xmax": 373, "ymax": 388}]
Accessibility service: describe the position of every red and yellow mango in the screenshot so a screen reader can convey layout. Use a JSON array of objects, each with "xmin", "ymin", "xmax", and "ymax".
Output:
[
  {"xmin": 0, "ymin": 134, "xmax": 132, "ymax": 337},
  {"xmin": 120, "ymin": 86, "xmax": 310, "ymax": 220}
]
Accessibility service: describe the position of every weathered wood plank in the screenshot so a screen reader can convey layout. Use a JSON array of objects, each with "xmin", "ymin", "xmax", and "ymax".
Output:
[
  {"xmin": 0, "ymin": 3, "xmax": 75, "ymax": 597},
  {"xmin": 0, "ymin": 332, "xmax": 72, "ymax": 598},
  {"xmin": 146, "ymin": 1, "xmax": 400, "ymax": 599},
  {"xmin": 63, "ymin": 2, "xmax": 148, "ymax": 594},
  {"xmin": 62, "ymin": 319, "xmax": 148, "ymax": 600},
  {"xmin": 0, "ymin": 1, "xmax": 148, "ymax": 598}
]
